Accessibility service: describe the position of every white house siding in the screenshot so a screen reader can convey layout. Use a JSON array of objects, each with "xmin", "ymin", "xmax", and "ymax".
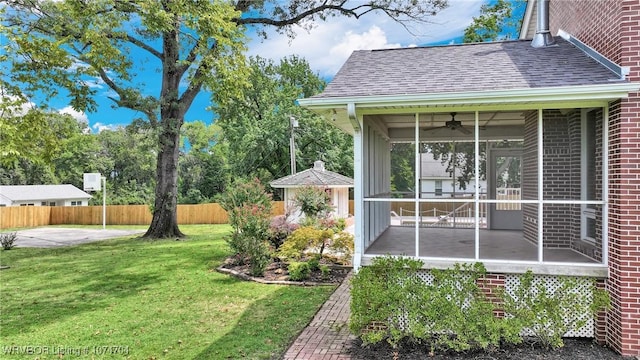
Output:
[
  {"xmin": 362, "ymin": 120, "xmax": 391, "ymax": 249},
  {"xmin": 420, "ymin": 179, "xmax": 487, "ymax": 198},
  {"xmin": 284, "ymin": 187, "xmax": 351, "ymax": 224},
  {"xmin": 0, "ymin": 193, "xmax": 11, "ymax": 206},
  {"xmin": 7, "ymin": 198, "xmax": 86, "ymax": 207}
]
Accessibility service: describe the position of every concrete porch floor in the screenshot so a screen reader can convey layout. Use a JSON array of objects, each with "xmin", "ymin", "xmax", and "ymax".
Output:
[{"xmin": 364, "ymin": 226, "xmax": 598, "ymax": 263}]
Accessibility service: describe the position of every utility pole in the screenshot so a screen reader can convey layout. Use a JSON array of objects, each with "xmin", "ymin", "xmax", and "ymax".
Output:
[{"xmin": 290, "ymin": 116, "xmax": 299, "ymax": 175}]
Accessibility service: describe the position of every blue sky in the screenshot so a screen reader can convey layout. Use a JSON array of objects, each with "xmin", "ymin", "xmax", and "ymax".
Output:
[{"xmin": 41, "ymin": 0, "xmax": 524, "ymax": 132}]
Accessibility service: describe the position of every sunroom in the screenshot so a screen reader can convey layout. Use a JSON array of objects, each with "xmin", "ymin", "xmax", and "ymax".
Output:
[{"xmin": 299, "ymin": 37, "xmax": 640, "ymax": 277}]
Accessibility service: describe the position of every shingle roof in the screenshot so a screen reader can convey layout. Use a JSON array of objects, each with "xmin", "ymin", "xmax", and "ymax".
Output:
[
  {"xmin": 270, "ymin": 161, "xmax": 353, "ymax": 188},
  {"xmin": 313, "ymin": 37, "xmax": 624, "ymax": 99},
  {"xmin": 421, "ymin": 156, "xmax": 451, "ymax": 178},
  {"xmin": 0, "ymin": 184, "xmax": 92, "ymax": 201}
]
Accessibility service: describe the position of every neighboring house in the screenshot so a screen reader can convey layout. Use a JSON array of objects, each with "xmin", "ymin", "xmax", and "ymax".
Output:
[
  {"xmin": 298, "ymin": 0, "xmax": 640, "ymax": 355},
  {"xmin": 420, "ymin": 154, "xmax": 487, "ymax": 197},
  {"xmin": 0, "ymin": 185, "xmax": 92, "ymax": 207},
  {"xmin": 270, "ymin": 160, "xmax": 353, "ymax": 222}
]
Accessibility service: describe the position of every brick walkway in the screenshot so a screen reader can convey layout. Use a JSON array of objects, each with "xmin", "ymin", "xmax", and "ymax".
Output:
[{"xmin": 283, "ymin": 272, "xmax": 354, "ymax": 360}]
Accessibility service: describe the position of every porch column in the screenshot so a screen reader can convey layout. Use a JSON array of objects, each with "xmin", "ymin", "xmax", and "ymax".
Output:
[{"xmin": 351, "ymin": 104, "xmax": 363, "ymax": 271}]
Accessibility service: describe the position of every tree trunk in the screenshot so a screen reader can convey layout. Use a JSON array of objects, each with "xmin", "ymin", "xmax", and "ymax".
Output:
[
  {"xmin": 143, "ymin": 122, "xmax": 185, "ymax": 239},
  {"xmin": 143, "ymin": 17, "xmax": 185, "ymax": 239}
]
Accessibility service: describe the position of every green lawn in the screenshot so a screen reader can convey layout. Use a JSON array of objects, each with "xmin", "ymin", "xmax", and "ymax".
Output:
[{"xmin": 0, "ymin": 225, "xmax": 336, "ymax": 359}]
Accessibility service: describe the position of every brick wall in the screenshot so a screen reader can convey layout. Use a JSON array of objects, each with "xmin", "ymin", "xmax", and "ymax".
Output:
[
  {"xmin": 542, "ymin": 111, "xmax": 577, "ymax": 247},
  {"xmin": 550, "ymin": 0, "xmax": 640, "ymax": 355},
  {"xmin": 549, "ymin": 0, "xmax": 622, "ymax": 64},
  {"xmin": 522, "ymin": 110, "xmax": 587, "ymax": 249}
]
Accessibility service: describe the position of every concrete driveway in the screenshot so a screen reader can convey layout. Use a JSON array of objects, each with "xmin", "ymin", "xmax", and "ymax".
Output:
[{"xmin": 6, "ymin": 227, "xmax": 145, "ymax": 248}]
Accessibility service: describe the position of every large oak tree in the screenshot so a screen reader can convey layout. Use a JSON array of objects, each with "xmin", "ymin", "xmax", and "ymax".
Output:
[{"xmin": 1, "ymin": 0, "xmax": 448, "ymax": 238}]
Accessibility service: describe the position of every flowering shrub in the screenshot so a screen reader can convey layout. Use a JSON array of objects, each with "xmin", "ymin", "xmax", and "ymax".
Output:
[
  {"xmin": 267, "ymin": 215, "xmax": 298, "ymax": 250},
  {"xmin": 218, "ymin": 178, "xmax": 272, "ymax": 276},
  {"xmin": 292, "ymin": 185, "xmax": 333, "ymax": 221}
]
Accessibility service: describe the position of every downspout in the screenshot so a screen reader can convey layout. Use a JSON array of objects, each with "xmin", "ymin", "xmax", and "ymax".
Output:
[{"xmin": 531, "ymin": 0, "xmax": 556, "ymax": 48}]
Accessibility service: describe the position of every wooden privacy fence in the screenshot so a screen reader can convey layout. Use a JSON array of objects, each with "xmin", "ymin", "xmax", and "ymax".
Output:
[{"xmin": 0, "ymin": 201, "xmax": 287, "ymax": 230}]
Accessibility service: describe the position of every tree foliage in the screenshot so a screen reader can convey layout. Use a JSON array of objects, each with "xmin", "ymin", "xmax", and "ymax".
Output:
[
  {"xmin": 217, "ymin": 55, "xmax": 353, "ymax": 184},
  {"xmin": 463, "ymin": 0, "xmax": 526, "ymax": 43},
  {"xmin": 2, "ymin": 0, "xmax": 448, "ymax": 238},
  {"xmin": 178, "ymin": 121, "xmax": 228, "ymax": 203}
]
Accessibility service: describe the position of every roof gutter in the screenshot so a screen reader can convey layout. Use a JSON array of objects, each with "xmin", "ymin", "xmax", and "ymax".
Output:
[{"xmin": 298, "ymin": 83, "xmax": 640, "ymax": 110}]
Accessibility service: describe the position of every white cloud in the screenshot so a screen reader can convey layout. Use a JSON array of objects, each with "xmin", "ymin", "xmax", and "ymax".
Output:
[
  {"xmin": 91, "ymin": 122, "xmax": 120, "ymax": 133},
  {"xmin": 59, "ymin": 105, "xmax": 89, "ymax": 124},
  {"xmin": 246, "ymin": 1, "xmax": 484, "ymax": 77}
]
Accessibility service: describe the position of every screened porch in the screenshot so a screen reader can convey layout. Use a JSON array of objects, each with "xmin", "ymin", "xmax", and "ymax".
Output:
[{"xmin": 356, "ymin": 108, "xmax": 608, "ymax": 276}]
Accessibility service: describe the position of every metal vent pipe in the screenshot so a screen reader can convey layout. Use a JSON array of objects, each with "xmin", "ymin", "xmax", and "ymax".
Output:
[{"xmin": 531, "ymin": 0, "xmax": 556, "ymax": 47}]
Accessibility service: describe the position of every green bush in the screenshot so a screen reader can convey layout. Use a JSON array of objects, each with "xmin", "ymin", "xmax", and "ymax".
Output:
[
  {"xmin": 278, "ymin": 225, "xmax": 353, "ymax": 263},
  {"xmin": 288, "ymin": 261, "xmax": 311, "ymax": 281},
  {"xmin": 307, "ymin": 255, "xmax": 320, "ymax": 271},
  {"xmin": 503, "ymin": 270, "xmax": 610, "ymax": 349},
  {"xmin": 218, "ymin": 178, "xmax": 272, "ymax": 276},
  {"xmin": 277, "ymin": 226, "xmax": 332, "ymax": 260},
  {"xmin": 350, "ymin": 256, "xmax": 425, "ymax": 348},
  {"xmin": 292, "ymin": 185, "xmax": 333, "ymax": 220},
  {"xmin": 320, "ymin": 264, "xmax": 330, "ymax": 279},
  {"xmin": 350, "ymin": 256, "xmax": 609, "ymax": 353},
  {"xmin": 0, "ymin": 232, "xmax": 17, "ymax": 250}
]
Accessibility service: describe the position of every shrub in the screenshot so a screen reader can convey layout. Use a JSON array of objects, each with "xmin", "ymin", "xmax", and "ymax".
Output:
[
  {"xmin": 277, "ymin": 226, "xmax": 333, "ymax": 260},
  {"xmin": 350, "ymin": 257, "xmax": 608, "ymax": 353},
  {"xmin": 502, "ymin": 270, "xmax": 610, "ymax": 349},
  {"xmin": 0, "ymin": 232, "xmax": 17, "ymax": 250},
  {"xmin": 267, "ymin": 215, "xmax": 298, "ymax": 250},
  {"xmin": 320, "ymin": 264, "xmax": 330, "ymax": 279},
  {"xmin": 292, "ymin": 185, "xmax": 333, "ymax": 220},
  {"xmin": 218, "ymin": 178, "xmax": 273, "ymax": 276},
  {"xmin": 350, "ymin": 255, "xmax": 425, "ymax": 348},
  {"xmin": 329, "ymin": 232, "xmax": 354, "ymax": 260},
  {"xmin": 288, "ymin": 261, "xmax": 310, "ymax": 281},
  {"xmin": 307, "ymin": 255, "xmax": 320, "ymax": 271},
  {"xmin": 217, "ymin": 178, "xmax": 272, "ymax": 213}
]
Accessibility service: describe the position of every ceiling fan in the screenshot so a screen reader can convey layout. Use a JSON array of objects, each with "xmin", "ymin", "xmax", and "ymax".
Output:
[{"xmin": 423, "ymin": 112, "xmax": 471, "ymax": 135}]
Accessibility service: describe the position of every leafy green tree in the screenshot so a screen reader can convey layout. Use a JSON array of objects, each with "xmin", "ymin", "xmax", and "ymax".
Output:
[
  {"xmin": 179, "ymin": 121, "xmax": 228, "ymax": 203},
  {"xmin": 0, "ymin": 93, "xmax": 80, "ymax": 168},
  {"xmin": 463, "ymin": 0, "xmax": 526, "ymax": 43},
  {"xmin": 390, "ymin": 143, "xmax": 415, "ymax": 193},
  {"xmin": 0, "ymin": 110, "xmax": 88, "ymax": 186},
  {"xmin": 94, "ymin": 126, "xmax": 157, "ymax": 204},
  {"xmin": 2, "ymin": 0, "xmax": 448, "ymax": 238},
  {"xmin": 217, "ymin": 55, "xmax": 353, "ymax": 184}
]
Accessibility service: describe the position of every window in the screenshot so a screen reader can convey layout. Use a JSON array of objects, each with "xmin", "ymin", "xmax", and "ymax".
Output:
[
  {"xmin": 70, "ymin": 201, "xmax": 82, "ymax": 206},
  {"xmin": 41, "ymin": 201, "xmax": 47, "ymax": 206},
  {"xmin": 435, "ymin": 180, "xmax": 443, "ymax": 196}
]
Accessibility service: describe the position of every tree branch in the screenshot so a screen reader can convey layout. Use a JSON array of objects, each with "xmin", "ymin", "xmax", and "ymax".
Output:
[
  {"xmin": 236, "ymin": 4, "xmax": 355, "ymax": 27},
  {"xmin": 126, "ymin": 34, "xmax": 162, "ymax": 59},
  {"xmin": 95, "ymin": 67, "xmax": 159, "ymax": 127}
]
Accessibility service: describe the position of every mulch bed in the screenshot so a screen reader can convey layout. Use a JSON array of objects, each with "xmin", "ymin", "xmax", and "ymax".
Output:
[
  {"xmin": 218, "ymin": 256, "xmax": 351, "ymax": 285},
  {"xmin": 348, "ymin": 337, "xmax": 636, "ymax": 359}
]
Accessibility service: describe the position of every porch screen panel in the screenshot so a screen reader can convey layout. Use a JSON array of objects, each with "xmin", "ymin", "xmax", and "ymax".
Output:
[
  {"xmin": 522, "ymin": 110, "xmax": 540, "ymax": 249},
  {"xmin": 362, "ymin": 121, "xmax": 393, "ymax": 249}
]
